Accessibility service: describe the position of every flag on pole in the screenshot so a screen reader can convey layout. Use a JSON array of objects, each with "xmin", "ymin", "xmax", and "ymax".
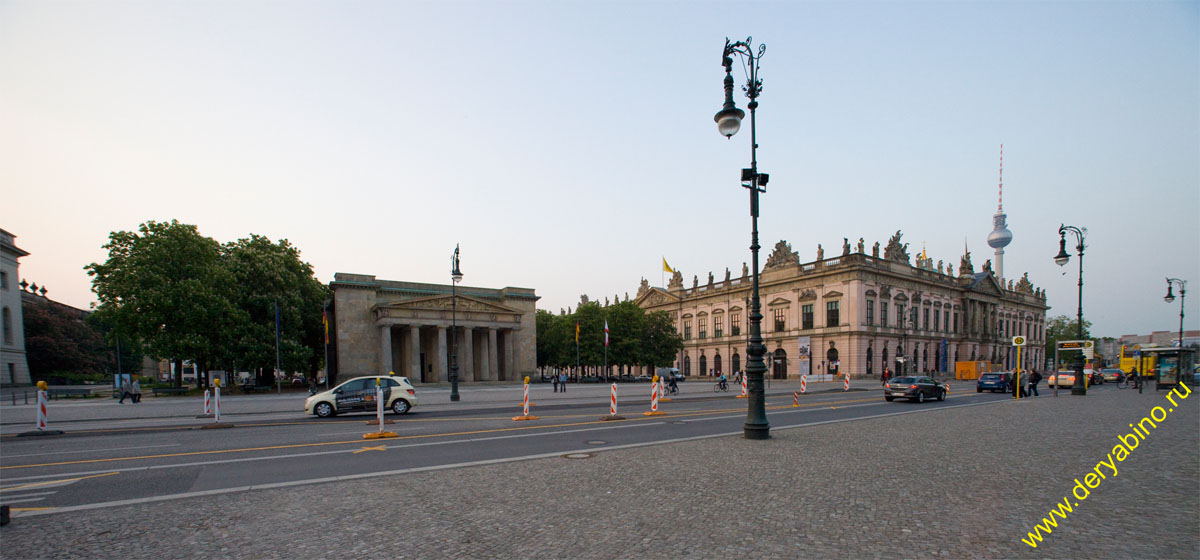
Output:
[
  {"xmin": 662, "ymin": 257, "xmax": 673, "ymax": 273},
  {"xmin": 604, "ymin": 320, "xmax": 610, "ymax": 347},
  {"xmin": 575, "ymin": 322, "xmax": 580, "ymax": 343},
  {"xmin": 322, "ymin": 308, "xmax": 329, "ymax": 344}
]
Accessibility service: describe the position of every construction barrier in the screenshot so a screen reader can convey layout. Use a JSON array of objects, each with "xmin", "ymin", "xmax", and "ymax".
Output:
[
  {"xmin": 204, "ymin": 390, "xmax": 211, "ymax": 416},
  {"xmin": 645, "ymin": 375, "xmax": 665, "ymax": 416},
  {"xmin": 737, "ymin": 376, "xmax": 748, "ymax": 399},
  {"xmin": 364, "ymin": 378, "xmax": 399, "ymax": 439},
  {"xmin": 513, "ymin": 376, "xmax": 539, "ymax": 421},
  {"xmin": 793, "ymin": 391, "xmax": 799, "ymax": 407},
  {"xmin": 658, "ymin": 377, "xmax": 671, "ymax": 402},
  {"xmin": 601, "ymin": 383, "xmax": 624, "ymax": 420},
  {"xmin": 214, "ymin": 381, "xmax": 222, "ymax": 423},
  {"xmin": 801, "ymin": 374, "xmax": 807, "ymax": 393},
  {"xmin": 843, "ymin": 375, "xmax": 850, "ymax": 391},
  {"xmin": 36, "ymin": 389, "xmax": 47, "ymax": 430}
]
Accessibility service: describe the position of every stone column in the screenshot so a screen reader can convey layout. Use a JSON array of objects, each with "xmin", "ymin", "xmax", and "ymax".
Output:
[
  {"xmin": 407, "ymin": 325, "xmax": 420, "ymax": 381},
  {"xmin": 503, "ymin": 330, "xmax": 515, "ymax": 381},
  {"xmin": 462, "ymin": 327, "xmax": 474, "ymax": 381},
  {"xmin": 478, "ymin": 330, "xmax": 491, "ymax": 383},
  {"xmin": 435, "ymin": 327, "xmax": 448, "ymax": 383},
  {"xmin": 379, "ymin": 325, "xmax": 393, "ymax": 376},
  {"xmin": 488, "ymin": 328, "xmax": 499, "ymax": 381}
]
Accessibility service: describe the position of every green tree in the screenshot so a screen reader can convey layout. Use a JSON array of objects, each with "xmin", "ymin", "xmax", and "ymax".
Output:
[
  {"xmin": 22, "ymin": 299, "xmax": 109, "ymax": 376},
  {"xmin": 1044, "ymin": 314, "xmax": 1093, "ymax": 368},
  {"xmin": 642, "ymin": 310, "xmax": 683, "ymax": 367},
  {"xmin": 85, "ymin": 220, "xmax": 237, "ymax": 388},
  {"xmin": 222, "ymin": 235, "xmax": 329, "ymax": 385}
]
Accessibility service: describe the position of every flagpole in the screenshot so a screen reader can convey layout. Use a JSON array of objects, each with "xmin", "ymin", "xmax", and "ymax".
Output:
[{"xmin": 274, "ymin": 299, "xmax": 281, "ymax": 394}]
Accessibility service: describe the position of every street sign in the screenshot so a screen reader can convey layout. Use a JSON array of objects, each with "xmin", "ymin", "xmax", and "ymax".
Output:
[
  {"xmin": 1012, "ymin": 336, "xmax": 1026, "ymax": 346},
  {"xmin": 1058, "ymin": 341, "xmax": 1085, "ymax": 349}
]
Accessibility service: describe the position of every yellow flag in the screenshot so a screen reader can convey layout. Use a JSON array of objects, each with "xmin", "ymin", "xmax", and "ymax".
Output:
[{"xmin": 662, "ymin": 257, "xmax": 673, "ymax": 273}]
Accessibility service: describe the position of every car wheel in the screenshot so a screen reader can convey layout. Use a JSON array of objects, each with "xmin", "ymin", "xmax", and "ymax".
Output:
[
  {"xmin": 916, "ymin": 392, "xmax": 925, "ymax": 403},
  {"xmin": 937, "ymin": 389, "xmax": 945, "ymax": 401},
  {"xmin": 391, "ymin": 399, "xmax": 410, "ymax": 415},
  {"xmin": 977, "ymin": 388, "xmax": 982, "ymax": 393},
  {"xmin": 314, "ymin": 401, "xmax": 335, "ymax": 418},
  {"xmin": 885, "ymin": 396, "xmax": 894, "ymax": 402}
]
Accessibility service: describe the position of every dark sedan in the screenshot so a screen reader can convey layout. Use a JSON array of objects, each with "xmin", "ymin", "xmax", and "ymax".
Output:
[
  {"xmin": 976, "ymin": 372, "xmax": 1011, "ymax": 393},
  {"xmin": 884, "ymin": 376, "xmax": 947, "ymax": 403}
]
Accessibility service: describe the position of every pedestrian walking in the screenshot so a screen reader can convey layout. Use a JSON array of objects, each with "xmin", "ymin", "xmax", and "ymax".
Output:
[
  {"xmin": 559, "ymin": 372, "xmax": 567, "ymax": 393},
  {"xmin": 1028, "ymin": 369, "xmax": 1041, "ymax": 397},
  {"xmin": 118, "ymin": 376, "xmax": 133, "ymax": 404},
  {"xmin": 131, "ymin": 376, "xmax": 142, "ymax": 403},
  {"xmin": 552, "ymin": 373, "xmax": 559, "ymax": 393}
]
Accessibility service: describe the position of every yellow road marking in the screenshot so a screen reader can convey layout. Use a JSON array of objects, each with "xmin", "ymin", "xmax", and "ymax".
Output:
[
  {"xmin": 9, "ymin": 507, "xmax": 57, "ymax": 511},
  {"xmin": 353, "ymin": 445, "xmax": 387, "ymax": 454},
  {"xmin": 0, "ymin": 471, "xmax": 119, "ymax": 491}
]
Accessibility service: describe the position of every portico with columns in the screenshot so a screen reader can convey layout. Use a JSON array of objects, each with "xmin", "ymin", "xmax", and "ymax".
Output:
[{"xmin": 331, "ymin": 273, "xmax": 537, "ymax": 385}]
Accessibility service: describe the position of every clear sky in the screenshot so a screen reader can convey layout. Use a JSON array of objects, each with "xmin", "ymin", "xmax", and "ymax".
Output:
[{"xmin": 2, "ymin": 0, "xmax": 1197, "ymax": 339}]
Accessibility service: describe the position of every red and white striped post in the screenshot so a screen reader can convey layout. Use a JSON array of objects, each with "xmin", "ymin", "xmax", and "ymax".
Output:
[
  {"xmin": 793, "ymin": 391, "xmax": 799, "ymax": 407},
  {"xmin": 375, "ymin": 383, "xmax": 385, "ymax": 431},
  {"xmin": 737, "ymin": 375, "xmax": 748, "ymax": 399},
  {"xmin": 513, "ymin": 376, "xmax": 538, "ymax": 421},
  {"xmin": 658, "ymin": 377, "xmax": 671, "ymax": 401},
  {"xmin": 213, "ymin": 379, "xmax": 222, "ymax": 423},
  {"xmin": 645, "ymin": 375, "xmax": 665, "ymax": 416},
  {"xmin": 801, "ymin": 374, "xmax": 807, "ymax": 394},
  {"xmin": 203, "ymin": 390, "xmax": 211, "ymax": 416},
  {"xmin": 610, "ymin": 383, "xmax": 618, "ymax": 415},
  {"xmin": 843, "ymin": 374, "xmax": 850, "ymax": 392},
  {"xmin": 36, "ymin": 381, "xmax": 48, "ymax": 430}
]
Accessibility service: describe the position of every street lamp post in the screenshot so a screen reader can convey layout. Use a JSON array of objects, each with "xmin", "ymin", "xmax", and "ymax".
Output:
[
  {"xmin": 715, "ymin": 36, "xmax": 770, "ymax": 440},
  {"xmin": 1164, "ymin": 278, "xmax": 1187, "ymax": 386},
  {"xmin": 1054, "ymin": 224, "xmax": 1087, "ymax": 396},
  {"xmin": 450, "ymin": 245, "xmax": 463, "ymax": 402}
]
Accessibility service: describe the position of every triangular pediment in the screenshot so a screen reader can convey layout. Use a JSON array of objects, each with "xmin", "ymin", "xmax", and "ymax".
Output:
[
  {"xmin": 965, "ymin": 273, "xmax": 1005, "ymax": 297},
  {"xmin": 377, "ymin": 295, "xmax": 518, "ymax": 314},
  {"xmin": 823, "ymin": 290, "xmax": 844, "ymax": 299},
  {"xmin": 633, "ymin": 287, "xmax": 679, "ymax": 309},
  {"xmin": 767, "ymin": 297, "xmax": 792, "ymax": 307}
]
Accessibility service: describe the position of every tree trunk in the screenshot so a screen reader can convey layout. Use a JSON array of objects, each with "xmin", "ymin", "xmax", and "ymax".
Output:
[{"xmin": 173, "ymin": 358, "xmax": 183, "ymax": 388}]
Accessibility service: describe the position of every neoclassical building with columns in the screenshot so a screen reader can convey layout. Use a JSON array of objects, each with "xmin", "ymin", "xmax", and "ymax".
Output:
[
  {"xmin": 330, "ymin": 273, "xmax": 537, "ymax": 385},
  {"xmin": 634, "ymin": 233, "xmax": 1049, "ymax": 380}
]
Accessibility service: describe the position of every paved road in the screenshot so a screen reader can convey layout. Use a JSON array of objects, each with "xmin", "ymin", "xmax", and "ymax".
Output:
[{"xmin": 2, "ymin": 381, "xmax": 1196, "ymax": 559}]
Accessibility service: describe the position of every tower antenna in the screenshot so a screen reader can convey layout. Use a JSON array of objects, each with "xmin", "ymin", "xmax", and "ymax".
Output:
[{"xmin": 998, "ymin": 144, "xmax": 1004, "ymax": 212}]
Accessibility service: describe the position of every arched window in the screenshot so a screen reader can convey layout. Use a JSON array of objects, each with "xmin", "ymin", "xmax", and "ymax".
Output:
[
  {"xmin": 773, "ymin": 348, "xmax": 788, "ymax": 379},
  {"xmin": 882, "ymin": 346, "xmax": 889, "ymax": 374},
  {"xmin": 684, "ymin": 355, "xmax": 691, "ymax": 377},
  {"xmin": 699, "ymin": 355, "xmax": 708, "ymax": 377},
  {"xmin": 714, "ymin": 353, "xmax": 722, "ymax": 375},
  {"xmin": 827, "ymin": 348, "xmax": 839, "ymax": 374},
  {"xmin": 866, "ymin": 346, "xmax": 874, "ymax": 375}
]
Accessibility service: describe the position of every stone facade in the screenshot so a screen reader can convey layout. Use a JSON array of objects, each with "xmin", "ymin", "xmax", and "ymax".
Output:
[
  {"xmin": 635, "ymin": 236, "xmax": 1049, "ymax": 380},
  {"xmin": 330, "ymin": 273, "xmax": 537, "ymax": 384},
  {"xmin": 1, "ymin": 228, "xmax": 32, "ymax": 386}
]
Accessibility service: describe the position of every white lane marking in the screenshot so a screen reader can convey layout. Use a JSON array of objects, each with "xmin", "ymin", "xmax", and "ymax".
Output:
[
  {"xmin": 8, "ymin": 400, "xmax": 1008, "ymax": 518},
  {"xmin": 0, "ymin": 421, "xmax": 662, "ymax": 482},
  {"xmin": 1, "ymin": 444, "xmax": 182, "ymax": 459},
  {"xmin": 0, "ymin": 491, "xmax": 56, "ymax": 498},
  {"xmin": 1, "ymin": 496, "xmax": 49, "ymax": 506}
]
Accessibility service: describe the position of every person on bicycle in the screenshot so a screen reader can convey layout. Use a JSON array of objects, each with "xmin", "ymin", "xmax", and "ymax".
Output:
[
  {"xmin": 667, "ymin": 376, "xmax": 678, "ymax": 394},
  {"xmin": 1129, "ymin": 366, "xmax": 1139, "ymax": 389},
  {"xmin": 717, "ymin": 372, "xmax": 728, "ymax": 391}
]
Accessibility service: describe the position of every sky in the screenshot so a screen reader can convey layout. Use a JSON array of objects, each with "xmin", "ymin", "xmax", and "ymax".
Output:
[{"xmin": 2, "ymin": 0, "xmax": 1197, "ymax": 339}]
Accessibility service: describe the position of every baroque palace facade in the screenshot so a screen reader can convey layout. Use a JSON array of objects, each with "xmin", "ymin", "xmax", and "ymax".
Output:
[
  {"xmin": 634, "ymin": 232, "xmax": 1049, "ymax": 380},
  {"xmin": 330, "ymin": 273, "xmax": 537, "ymax": 384}
]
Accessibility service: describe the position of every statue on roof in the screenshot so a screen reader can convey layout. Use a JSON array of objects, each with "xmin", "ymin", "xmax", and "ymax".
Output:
[
  {"xmin": 637, "ymin": 278, "xmax": 650, "ymax": 298},
  {"xmin": 883, "ymin": 231, "xmax": 911, "ymax": 264},
  {"xmin": 842, "ymin": 237, "xmax": 851, "ymax": 256},
  {"xmin": 872, "ymin": 241, "xmax": 880, "ymax": 258},
  {"xmin": 960, "ymin": 250, "xmax": 974, "ymax": 275},
  {"xmin": 857, "ymin": 238, "xmax": 865, "ymax": 254},
  {"xmin": 817, "ymin": 244, "xmax": 824, "ymax": 261},
  {"xmin": 668, "ymin": 270, "xmax": 683, "ymax": 289},
  {"xmin": 764, "ymin": 240, "xmax": 799, "ymax": 270}
]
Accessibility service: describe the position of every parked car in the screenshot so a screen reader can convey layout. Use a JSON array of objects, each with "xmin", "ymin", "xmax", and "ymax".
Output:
[
  {"xmin": 884, "ymin": 376, "xmax": 947, "ymax": 403},
  {"xmin": 1099, "ymin": 368, "xmax": 1122, "ymax": 383},
  {"xmin": 976, "ymin": 372, "xmax": 1012, "ymax": 393},
  {"xmin": 634, "ymin": 374, "xmax": 653, "ymax": 382},
  {"xmin": 1088, "ymin": 369, "xmax": 1104, "ymax": 385},
  {"xmin": 305, "ymin": 375, "xmax": 417, "ymax": 418},
  {"xmin": 1047, "ymin": 370, "xmax": 1076, "ymax": 388}
]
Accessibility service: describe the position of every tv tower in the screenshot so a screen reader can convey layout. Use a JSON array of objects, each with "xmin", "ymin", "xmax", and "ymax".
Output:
[{"xmin": 987, "ymin": 144, "xmax": 1013, "ymax": 282}]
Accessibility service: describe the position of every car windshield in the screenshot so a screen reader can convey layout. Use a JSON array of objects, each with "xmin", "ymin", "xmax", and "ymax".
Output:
[{"xmin": 892, "ymin": 377, "xmax": 918, "ymax": 384}]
